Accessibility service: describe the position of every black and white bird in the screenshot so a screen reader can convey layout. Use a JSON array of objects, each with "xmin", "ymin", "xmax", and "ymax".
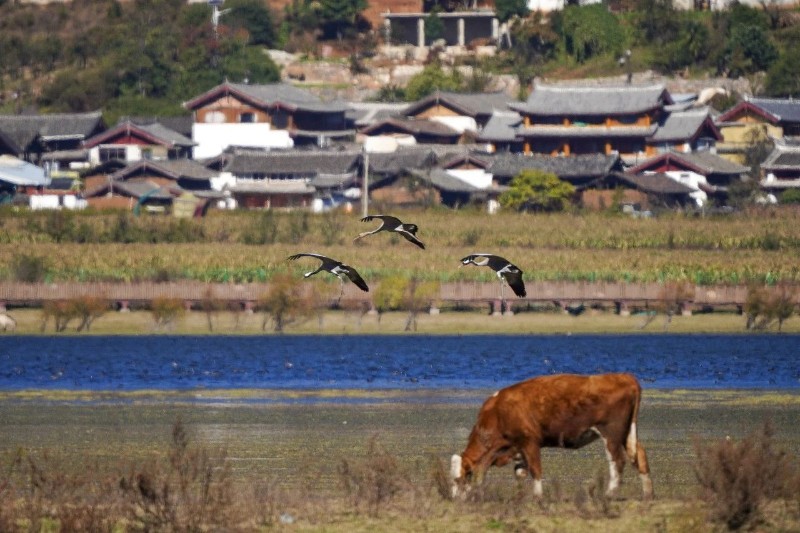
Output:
[
  {"xmin": 287, "ymin": 253, "xmax": 369, "ymax": 298},
  {"xmin": 354, "ymin": 215, "xmax": 425, "ymax": 249},
  {"xmin": 460, "ymin": 253, "xmax": 526, "ymax": 300}
]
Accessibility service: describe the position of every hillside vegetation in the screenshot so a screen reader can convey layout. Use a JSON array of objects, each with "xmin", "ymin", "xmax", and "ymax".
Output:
[
  {"xmin": 1, "ymin": 0, "xmax": 799, "ymax": 121},
  {"xmin": 1, "ymin": 207, "xmax": 799, "ymax": 284}
]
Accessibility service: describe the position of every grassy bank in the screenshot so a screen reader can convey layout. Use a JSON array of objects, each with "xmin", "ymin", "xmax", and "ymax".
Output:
[
  {"xmin": 0, "ymin": 389, "xmax": 798, "ymax": 531},
  {"xmin": 6, "ymin": 307, "xmax": 800, "ymax": 335}
]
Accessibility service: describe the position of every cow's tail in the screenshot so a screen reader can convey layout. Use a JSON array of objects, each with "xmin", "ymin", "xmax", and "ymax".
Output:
[{"xmin": 625, "ymin": 378, "xmax": 642, "ymax": 465}]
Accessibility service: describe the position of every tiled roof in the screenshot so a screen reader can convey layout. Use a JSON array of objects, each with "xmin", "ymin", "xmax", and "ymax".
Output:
[
  {"xmin": 183, "ymin": 82, "xmax": 348, "ymax": 113},
  {"xmin": 0, "ymin": 111, "xmax": 104, "ymax": 150},
  {"xmin": 477, "ymin": 111, "xmax": 521, "ymax": 142},
  {"xmin": 511, "ymin": 83, "xmax": 672, "ymax": 116},
  {"xmin": 361, "ymin": 117, "xmax": 460, "ymax": 137},
  {"xmin": 346, "ymin": 102, "xmax": 407, "ymax": 127},
  {"xmin": 111, "ymin": 159, "xmax": 218, "ymax": 181},
  {"xmin": 423, "ymin": 169, "xmax": 481, "ymax": 192},
  {"xmin": 650, "ymin": 108, "xmax": 721, "ymax": 142},
  {"xmin": 403, "ymin": 90, "xmax": 517, "ymax": 118},
  {"xmin": 627, "ymin": 151, "xmax": 749, "ymax": 175},
  {"xmin": 368, "ymin": 148, "xmax": 436, "ymax": 174},
  {"xmin": 84, "ymin": 120, "xmax": 195, "ymax": 149},
  {"xmin": 606, "ymin": 172, "xmax": 696, "ymax": 194},
  {"xmin": 745, "ymin": 96, "xmax": 800, "ymax": 123},
  {"xmin": 762, "ymin": 142, "xmax": 800, "ymax": 170},
  {"xmin": 224, "ymin": 150, "xmax": 361, "ymax": 176},
  {"xmin": 488, "ymin": 153, "xmax": 620, "ymax": 179},
  {"xmin": 230, "ymin": 180, "xmax": 316, "ymax": 194}
]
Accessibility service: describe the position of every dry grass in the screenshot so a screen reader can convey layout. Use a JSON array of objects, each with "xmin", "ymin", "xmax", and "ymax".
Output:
[
  {"xmin": 1, "ymin": 209, "xmax": 800, "ymax": 284},
  {"xmin": 1, "ymin": 391, "xmax": 799, "ymax": 531}
]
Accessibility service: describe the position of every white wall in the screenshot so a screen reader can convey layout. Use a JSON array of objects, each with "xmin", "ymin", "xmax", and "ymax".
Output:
[{"xmin": 192, "ymin": 123, "xmax": 293, "ymax": 159}]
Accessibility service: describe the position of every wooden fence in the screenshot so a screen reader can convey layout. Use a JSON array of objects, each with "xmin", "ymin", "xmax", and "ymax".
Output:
[{"xmin": 0, "ymin": 281, "xmax": 762, "ymax": 313}]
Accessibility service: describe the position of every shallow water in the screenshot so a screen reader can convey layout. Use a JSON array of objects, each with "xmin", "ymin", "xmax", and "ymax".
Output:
[{"xmin": 1, "ymin": 334, "xmax": 798, "ymax": 391}]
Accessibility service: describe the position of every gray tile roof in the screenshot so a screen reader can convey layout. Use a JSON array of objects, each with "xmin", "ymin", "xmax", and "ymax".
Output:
[
  {"xmin": 762, "ymin": 143, "xmax": 800, "ymax": 170},
  {"xmin": 606, "ymin": 172, "xmax": 696, "ymax": 194},
  {"xmin": 184, "ymin": 82, "xmax": 348, "ymax": 113},
  {"xmin": 368, "ymin": 148, "xmax": 436, "ymax": 174},
  {"xmin": 346, "ymin": 102, "xmax": 407, "ymax": 127},
  {"xmin": 224, "ymin": 150, "xmax": 361, "ymax": 176},
  {"xmin": 628, "ymin": 151, "xmax": 749, "ymax": 176},
  {"xmin": 85, "ymin": 120, "xmax": 195, "ymax": 149},
  {"xmin": 511, "ymin": 83, "xmax": 672, "ymax": 116},
  {"xmin": 403, "ymin": 90, "xmax": 517, "ymax": 118},
  {"xmin": 477, "ymin": 111, "xmax": 521, "ymax": 142},
  {"xmin": 361, "ymin": 117, "xmax": 461, "ymax": 137},
  {"xmin": 650, "ymin": 107, "xmax": 719, "ymax": 142},
  {"xmin": 422, "ymin": 169, "xmax": 481, "ymax": 192},
  {"xmin": 111, "ymin": 159, "xmax": 218, "ymax": 181},
  {"xmin": 488, "ymin": 153, "xmax": 620, "ymax": 180},
  {"xmin": 746, "ymin": 96, "xmax": 800, "ymax": 123},
  {"xmin": 0, "ymin": 111, "xmax": 104, "ymax": 150},
  {"xmin": 230, "ymin": 180, "xmax": 316, "ymax": 194}
]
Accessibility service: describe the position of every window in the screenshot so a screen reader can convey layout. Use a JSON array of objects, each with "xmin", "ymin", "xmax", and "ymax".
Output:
[
  {"xmin": 239, "ymin": 112, "xmax": 257, "ymax": 123},
  {"xmin": 205, "ymin": 111, "xmax": 226, "ymax": 124},
  {"xmin": 99, "ymin": 147, "xmax": 126, "ymax": 162}
]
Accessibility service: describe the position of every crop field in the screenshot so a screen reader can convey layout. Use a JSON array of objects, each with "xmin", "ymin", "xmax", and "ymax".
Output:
[
  {"xmin": 0, "ymin": 390, "xmax": 798, "ymax": 531},
  {"xmin": 1, "ymin": 208, "xmax": 800, "ymax": 285}
]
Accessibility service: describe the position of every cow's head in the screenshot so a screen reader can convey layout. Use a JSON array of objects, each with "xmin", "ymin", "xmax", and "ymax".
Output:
[{"xmin": 449, "ymin": 454, "xmax": 474, "ymax": 499}]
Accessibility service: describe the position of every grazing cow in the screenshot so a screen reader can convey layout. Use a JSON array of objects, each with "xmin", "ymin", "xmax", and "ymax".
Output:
[{"xmin": 451, "ymin": 373, "xmax": 653, "ymax": 500}]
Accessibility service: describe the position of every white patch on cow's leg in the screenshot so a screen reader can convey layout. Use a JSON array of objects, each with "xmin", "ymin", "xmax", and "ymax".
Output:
[
  {"xmin": 533, "ymin": 478, "xmax": 543, "ymax": 498},
  {"xmin": 450, "ymin": 454, "xmax": 463, "ymax": 499},
  {"xmin": 626, "ymin": 422, "xmax": 638, "ymax": 460},
  {"xmin": 602, "ymin": 436, "xmax": 621, "ymax": 495},
  {"xmin": 640, "ymin": 473, "xmax": 654, "ymax": 500}
]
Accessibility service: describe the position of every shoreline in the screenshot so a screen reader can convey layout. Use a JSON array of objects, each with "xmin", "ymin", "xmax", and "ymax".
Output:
[{"xmin": 4, "ymin": 308, "xmax": 799, "ymax": 335}]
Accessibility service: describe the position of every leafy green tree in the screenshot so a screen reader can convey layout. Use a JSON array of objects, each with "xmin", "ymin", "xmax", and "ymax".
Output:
[
  {"xmin": 723, "ymin": 24, "xmax": 777, "ymax": 76},
  {"xmin": 499, "ymin": 170, "xmax": 575, "ymax": 212},
  {"xmin": 653, "ymin": 18, "xmax": 709, "ymax": 73},
  {"xmin": 404, "ymin": 64, "xmax": 462, "ymax": 101},
  {"xmin": 633, "ymin": 0, "xmax": 681, "ymax": 47},
  {"xmin": 425, "ymin": 8, "xmax": 445, "ymax": 45},
  {"xmin": 765, "ymin": 47, "xmax": 800, "ymax": 97},
  {"xmin": 316, "ymin": 0, "xmax": 368, "ymax": 40},
  {"xmin": 508, "ymin": 13, "xmax": 557, "ymax": 96},
  {"xmin": 780, "ymin": 189, "xmax": 800, "ymax": 204},
  {"xmin": 561, "ymin": 4, "xmax": 624, "ymax": 63},
  {"xmin": 495, "ymin": 0, "xmax": 528, "ymax": 24},
  {"xmin": 224, "ymin": 0, "xmax": 277, "ymax": 47}
]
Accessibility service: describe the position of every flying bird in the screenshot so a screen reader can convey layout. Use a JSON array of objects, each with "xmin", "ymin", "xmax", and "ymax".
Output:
[
  {"xmin": 460, "ymin": 253, "xmax": 526, "ymax": 301},
  {"xmin": 288, "ymin": 253, "xmax": 369, "ymax": 299},
  {"xmin": 354, "ymin": 215, "xmax": 425, "ymax": 249}
]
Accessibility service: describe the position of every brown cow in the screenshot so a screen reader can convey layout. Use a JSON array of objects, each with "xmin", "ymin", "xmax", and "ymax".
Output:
[{"xmin": 451, "ymin": 373, "xmax": 653, "ymax": 500}]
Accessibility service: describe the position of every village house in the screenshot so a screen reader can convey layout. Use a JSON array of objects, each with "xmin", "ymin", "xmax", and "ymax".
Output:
[
  {"xmin": 626, "ymin": 151, "xmax": 750, "ymax": 207},
  {"xmin": 760, "ymin": 138, "xmax": 800, "ymax": 198},
  {"xmin": 715, "ymin": 96, "xmax": 800, "ymax": 164},
  {"xmin": 82, "ymin": 120, "xmax": 196, "ymax": 166},
  {"xmin": 83, "ymin": 159, "xmax": 220, "ymax": 212},
  {"xmin": 0, "ymin": 111, "xmax": 105, "ymax": 166},
  {"xmin": 402, "ymin": 90, "xmax": 518, "ymax": 134},
  {"xmin": 508, "ymin": 83, "xmax": 672, "ymax": 159},
  {"xmin": 183, "ymin": 82, "xmax": 354, "ymax": 159}
]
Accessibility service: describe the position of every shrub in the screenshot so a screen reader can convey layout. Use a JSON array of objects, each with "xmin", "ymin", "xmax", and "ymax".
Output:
[
  {"xmin": 694, "ymin": 422, "xmax": 795, "ymax": 530},
  {"xmin": 151, "ymin": 297, "xmax": 186, "ymax": 331},
  {"xmin": 11, "ymin": 253, "xmax": 48, "ymax": 282},
  {"xmin": 337, "ymin": 436, "xmax": 409, "ymax": 517},
  {"xmin": 780, "ymin": 189, "xmax": 800, "ymax": 205}
]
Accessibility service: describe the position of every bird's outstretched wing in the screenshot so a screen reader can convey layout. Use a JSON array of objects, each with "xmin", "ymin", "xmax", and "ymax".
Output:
[
  {"xmin": 342, "ymin": 265, "xmax": 369, "ymax": 292},
  {"xmin": 501, "ymin": 269, "xmax": 526, "ymax": 297},
  {"xmin": 361, "ymin": 214, "xmax": 401, "ymax": 226},
  {"xmin": 288, "ymin": 252, "xmax": 326, "ymax": 264},
  {"xmin": 397, "ymin": 229, "xmax": 425, "ymax": 249}
]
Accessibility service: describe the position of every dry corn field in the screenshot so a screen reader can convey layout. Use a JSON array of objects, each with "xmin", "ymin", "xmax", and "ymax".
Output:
[{"xmin": 1, "ymin": 208, "xmax": 799, "ymax": 285}]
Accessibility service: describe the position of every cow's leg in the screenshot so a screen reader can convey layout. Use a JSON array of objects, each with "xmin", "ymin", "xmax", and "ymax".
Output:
[
  {"xmin": 635, "ymin": 441, "xmax": 654, "ymax": 500},
  {"xmin": 520, "ymin": 445, "xmax": 543, "ymax": 498},
  {"xmin": 601, "ymin": 438, "xmax": 626, "ymax": 497}
]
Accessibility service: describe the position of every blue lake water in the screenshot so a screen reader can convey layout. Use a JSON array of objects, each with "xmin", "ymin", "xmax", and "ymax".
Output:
[{"xmin": 1, "ymin": 335, "xmax": 798, "ymax": 391}]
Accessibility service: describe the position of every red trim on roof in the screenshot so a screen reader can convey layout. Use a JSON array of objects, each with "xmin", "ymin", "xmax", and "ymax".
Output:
[{"xmin": 717, "ymin": 101, "xmax": 780, "ymax": 124}]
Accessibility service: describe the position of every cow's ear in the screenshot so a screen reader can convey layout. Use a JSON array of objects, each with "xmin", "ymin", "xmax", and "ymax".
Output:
[{"xmin": 450, "ymin": 454, "xmax": 463, "ymax": 479}]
